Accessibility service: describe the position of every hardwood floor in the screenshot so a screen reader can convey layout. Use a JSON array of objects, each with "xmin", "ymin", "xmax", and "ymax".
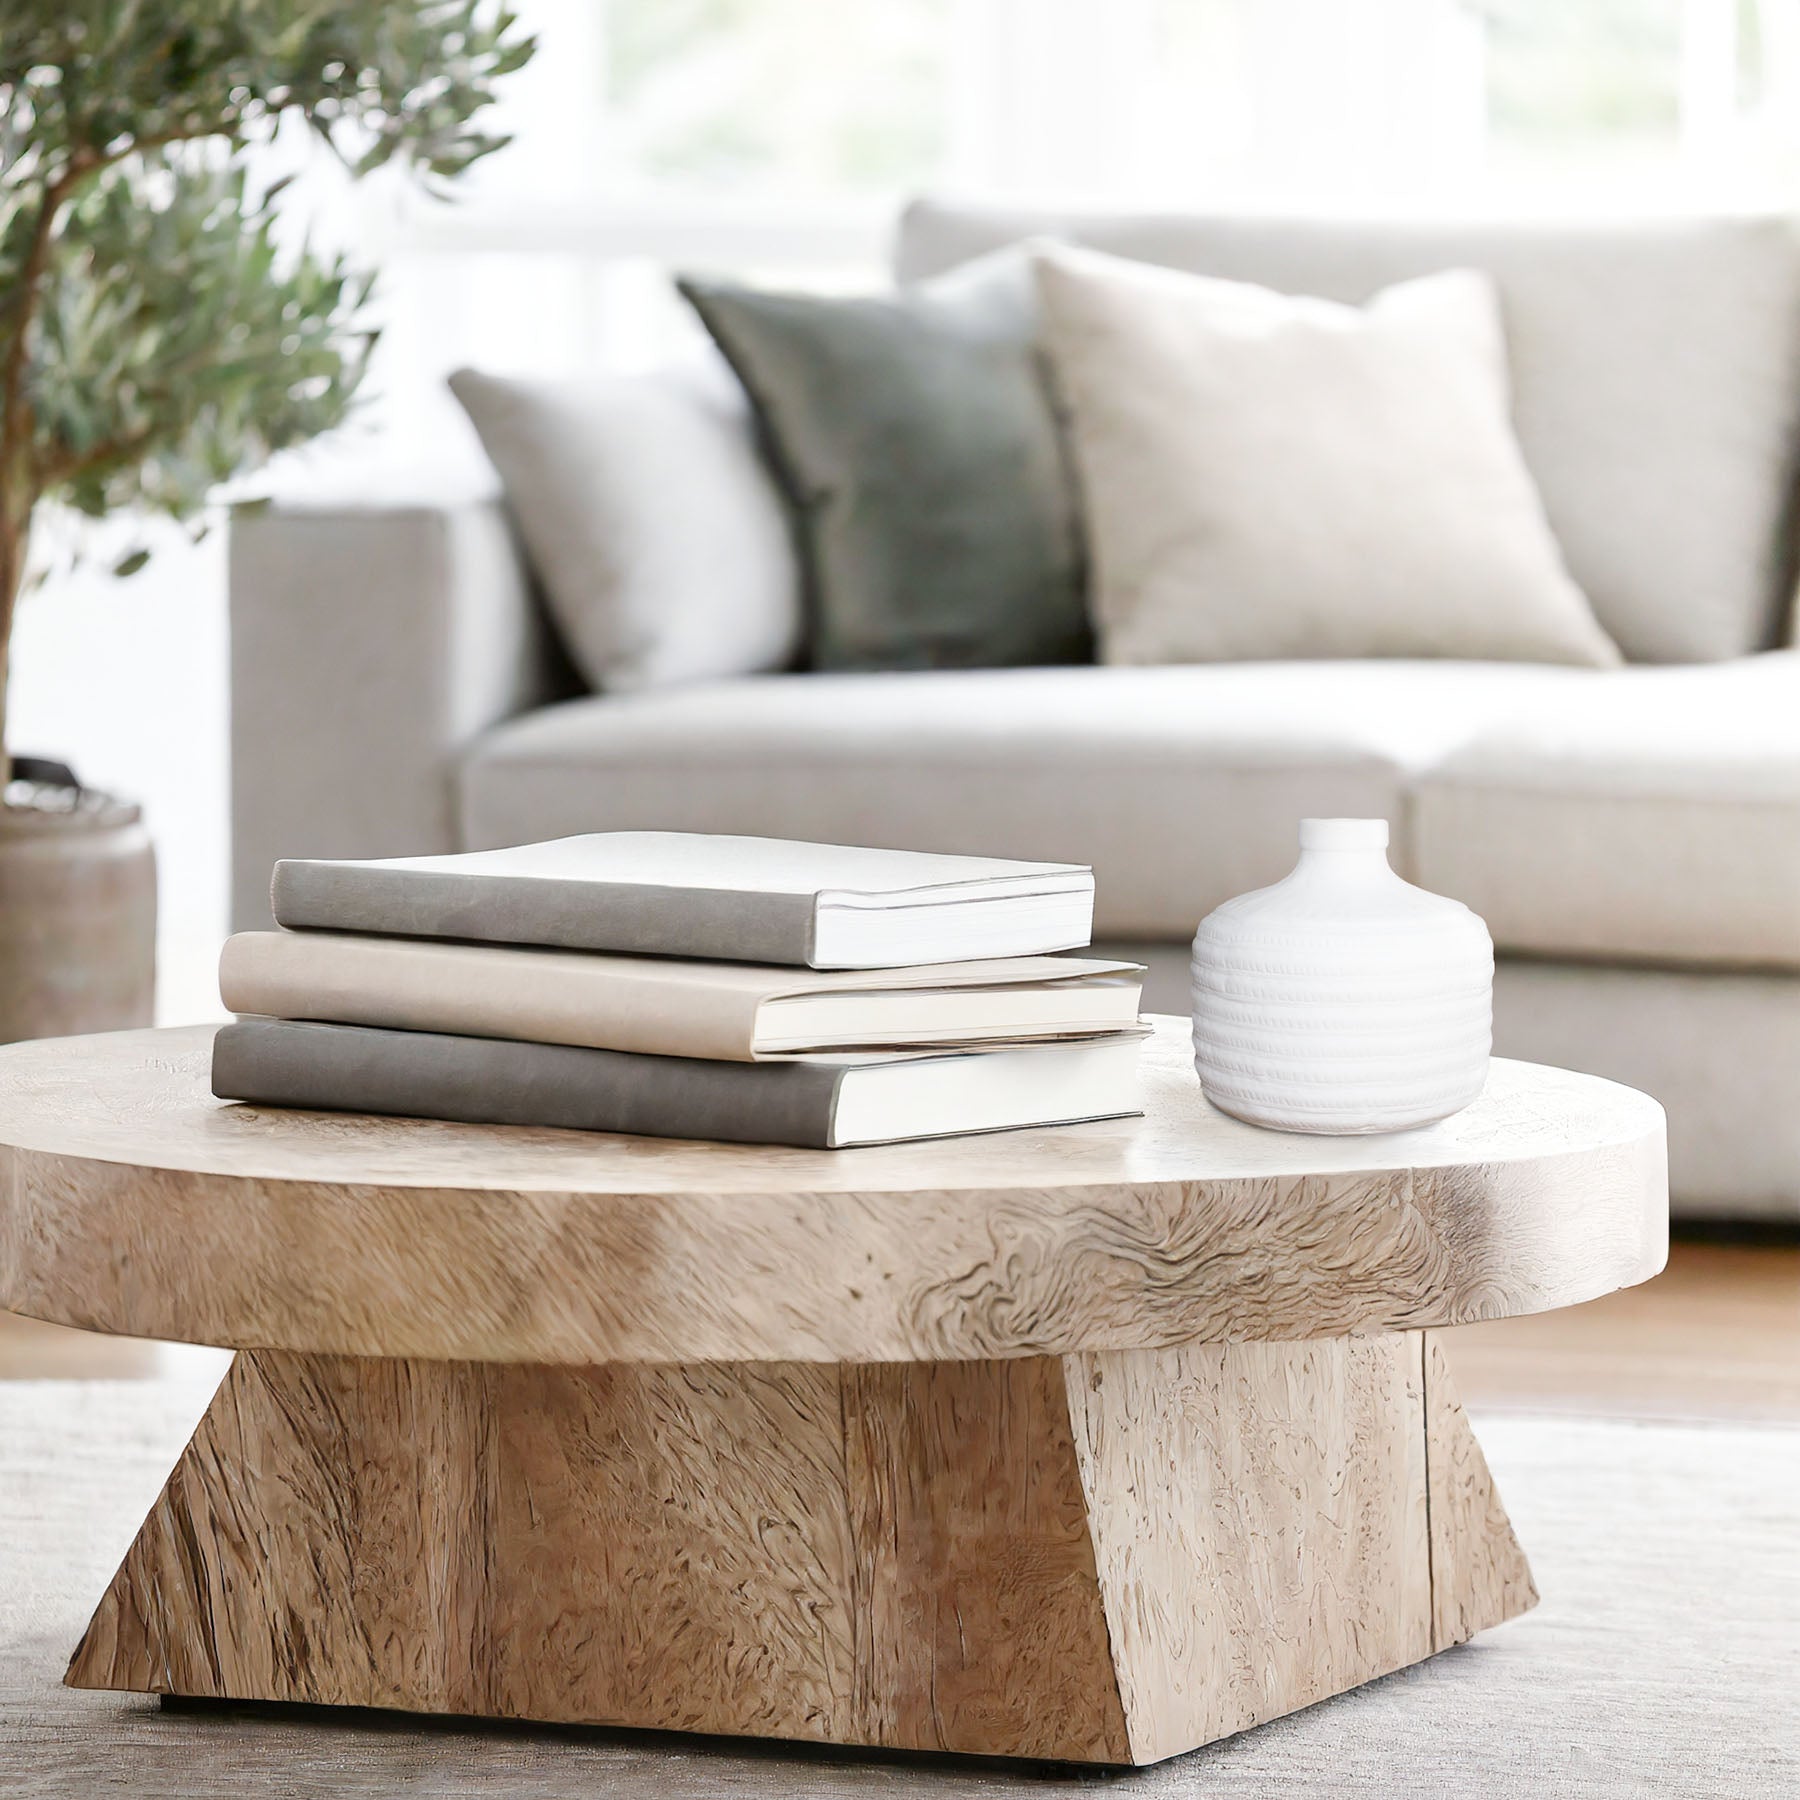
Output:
[
  {"xmin": 3, "ymin": 1237, "xmax": 1796, "ymax": 1420},
  {"xmin": 1442, "ymin": 1236, "xmax": 1800, "ymax": 1424}
]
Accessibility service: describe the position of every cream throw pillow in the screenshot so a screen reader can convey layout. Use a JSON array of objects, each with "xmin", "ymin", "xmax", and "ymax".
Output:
[{"xmin": 1033, "ymin": 245, "xmax": 1622, "ymax": 668}]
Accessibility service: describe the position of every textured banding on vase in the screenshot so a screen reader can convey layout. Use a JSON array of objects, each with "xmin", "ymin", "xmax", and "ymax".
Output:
[{"xmin": 1191, "ymin": 818, "xmax": 1493, "ymax": 1135}]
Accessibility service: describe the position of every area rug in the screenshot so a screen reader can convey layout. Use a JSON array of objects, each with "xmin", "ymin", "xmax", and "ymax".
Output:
[{"xmin": 2, "ymin": 1376, "xmax": 1795, "ymax": 1799}]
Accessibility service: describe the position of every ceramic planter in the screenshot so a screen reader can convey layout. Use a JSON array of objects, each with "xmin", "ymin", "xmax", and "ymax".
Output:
[
  {"xmin": 0, "ymin": 785, "xmax": 155, "ymax": 1043},
  {"xmin": 1190, "ymin": 817, "xmax": 1492, "ymax": 1134}
]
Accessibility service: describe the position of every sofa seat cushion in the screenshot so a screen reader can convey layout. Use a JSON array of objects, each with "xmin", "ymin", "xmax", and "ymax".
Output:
[
  {"xmin": 1412, "ymin": 652, "xmax": 1800, "ymax": 969},
  {"xmin": 459, "ymin": 661, "xmax": 1586, "ymax": 940}
]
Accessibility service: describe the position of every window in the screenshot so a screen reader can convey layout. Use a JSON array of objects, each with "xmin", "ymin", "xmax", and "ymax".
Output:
[
  {"xmin": 443, "ymin": 0, "xmax": 1800, "ymax": 224},
  {"xmin": 458, "ymin": 0, "xmax": 958, "ymax": 208},
  {"xmin": 1481, "ymin": 0, "xmax": 1792, "ymax": 200},
  {"xmin": 600, "ymin": 0, "xmax": 955, "ymax": 198},
  {"xmin": 368, "ymin": 0, "xmax": 1800, "ymax": 454}
]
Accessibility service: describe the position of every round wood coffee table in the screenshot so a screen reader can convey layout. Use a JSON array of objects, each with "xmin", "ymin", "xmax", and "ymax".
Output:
[{"xmin": 0, "ymin": 1019, "xmax": 1666, "ymax": 1766}]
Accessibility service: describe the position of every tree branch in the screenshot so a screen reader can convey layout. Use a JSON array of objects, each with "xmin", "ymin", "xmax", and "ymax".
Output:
[
  {"xmin": 0, "ymin": 126, "xmax": 239, "ymax": 515},
  {"xmin": 0, "ymin": 158, "xmax": 84, "ymax": 519},
  {"xmin": 41, "ymin": 423, "xmax": 162, "ymax": 493}
]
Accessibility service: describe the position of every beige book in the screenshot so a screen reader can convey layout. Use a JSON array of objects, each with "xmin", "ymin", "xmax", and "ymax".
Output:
[{"xmin": 220, "ymin": 932, "xmax": 1145, "ymax": 1062}]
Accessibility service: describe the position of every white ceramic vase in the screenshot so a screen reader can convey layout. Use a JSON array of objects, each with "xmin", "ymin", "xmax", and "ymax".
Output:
[{"xmin": 1190, "ymin": 818, "xmax": 1493, "ymax": 1134}]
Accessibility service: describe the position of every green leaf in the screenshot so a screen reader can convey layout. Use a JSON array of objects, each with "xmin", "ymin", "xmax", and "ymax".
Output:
[{"xmin": 0, "ymin": 0, "xmax": 535, "ymax": 546}]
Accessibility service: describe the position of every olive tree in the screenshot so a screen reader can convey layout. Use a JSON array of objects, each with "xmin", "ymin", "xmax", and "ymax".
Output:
[{"xmin": 0, "ymin": 1, "xmax": 533, "ymax": 763}]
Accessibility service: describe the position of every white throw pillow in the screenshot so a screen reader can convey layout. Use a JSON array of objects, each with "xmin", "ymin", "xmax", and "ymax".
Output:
[
  {"xmin": 1032, "ymin": 245, "xmax": 1622, "ymax": 669},
  {"xmin": 450, "ymin": 362, "xmax": 801, "ymax": 692}
]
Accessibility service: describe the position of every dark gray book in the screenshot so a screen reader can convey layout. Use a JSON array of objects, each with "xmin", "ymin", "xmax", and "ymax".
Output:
[
  {"xmin": 211, "ymin": 1019, "xmax": 1145, "ymax": 1149},
  {"xmin": 270, "ymin": 832, "xmax": 1094, "ymax": 969}
]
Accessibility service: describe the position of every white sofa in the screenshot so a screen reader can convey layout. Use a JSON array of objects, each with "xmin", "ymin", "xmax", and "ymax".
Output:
[{"xmin": 230, "ymin": 200, "xmax": 1800, "ymax": 1221}]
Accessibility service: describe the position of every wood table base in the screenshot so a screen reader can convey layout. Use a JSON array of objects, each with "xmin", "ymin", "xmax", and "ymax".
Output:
[{"xmin": 66, "ymin": 1333, "xmax": 1535, "ymax": 1766}]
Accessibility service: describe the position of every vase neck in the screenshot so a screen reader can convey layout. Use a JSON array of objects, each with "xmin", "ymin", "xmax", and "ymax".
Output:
[
  {"xmin": 1291, "ymin": 818, "xmax": 1393, "ymax": 886},
  {"xmin": 1291, "ymin": 842, "xmax": 1395, "ymax": 886}
]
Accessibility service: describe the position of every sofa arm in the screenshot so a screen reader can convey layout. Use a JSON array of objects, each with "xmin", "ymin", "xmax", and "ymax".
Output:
[{"xmin": 229, "ymin": 498, "xmax": 570, "ymax": 931}]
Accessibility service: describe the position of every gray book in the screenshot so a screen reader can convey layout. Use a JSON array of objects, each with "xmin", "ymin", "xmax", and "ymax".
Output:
[
  {"xmin": 270, "ymin": 832, "xmax": 1094, "ymax": 969},
  {"xmin": 211, "ymin": 1018, "xmax": 1145, "ymax": 1150}
]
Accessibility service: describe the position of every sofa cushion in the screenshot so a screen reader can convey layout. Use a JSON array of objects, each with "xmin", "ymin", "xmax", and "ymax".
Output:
[
  {"xmin": 448, "ymin": 362, "xmax": 801, "ymax": 693},
  {"xmin": 678, "ymin": 252, "xmax": 1088, "ymax": 672},
  {"xmin": 1032, "ymin": 247, "xmax": 1619, "ymax": 669},
  {"xmin": 459, "ymin": 662, "xmax": 1585, "ymax": 940},
  {"xmin": 1412, "ymin": 653, "xmax": 1800, "ymax": 969},
  {"xmin": 899, "ymin": 199, "xmax": 1800, "ymax": 665}
]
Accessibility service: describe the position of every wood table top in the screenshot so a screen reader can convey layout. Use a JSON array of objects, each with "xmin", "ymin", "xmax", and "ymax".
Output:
[{"xmin": 0, "ymin": 1019, "xmax": 1667, "ymax": 1364}]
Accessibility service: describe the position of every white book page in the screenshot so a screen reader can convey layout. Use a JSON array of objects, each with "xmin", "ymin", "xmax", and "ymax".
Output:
[{"xmin": 297, "ymin": 832, "xmax": 1090, "ymax": 901}]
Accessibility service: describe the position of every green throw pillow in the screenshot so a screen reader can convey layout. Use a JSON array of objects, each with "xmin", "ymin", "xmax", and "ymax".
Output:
[{"xmin": 678, "ymin": 253, "xmax": 1090, "ymax": 671}]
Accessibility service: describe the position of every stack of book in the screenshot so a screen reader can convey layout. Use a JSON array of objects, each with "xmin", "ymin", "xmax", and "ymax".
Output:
[{"xmin": 212, "ymin": 832, "xmax": 1149, "ymax": 1148}]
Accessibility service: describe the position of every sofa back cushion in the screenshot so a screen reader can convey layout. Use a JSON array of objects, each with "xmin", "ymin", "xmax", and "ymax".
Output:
[
  {"xmin": 898, "ymin": 200, "xmax": 1800, "ymax": 664},
  {"xmin": 679, "ymin": 252, "xmax": 1089, "ymax": 672},
  {"xmin": 450, "ymin": 363, "xmax": 801, "ymax": 693},
  {"xmin": 1033, "ymin": 247, "xmax": 1620, "ymax": 669}
]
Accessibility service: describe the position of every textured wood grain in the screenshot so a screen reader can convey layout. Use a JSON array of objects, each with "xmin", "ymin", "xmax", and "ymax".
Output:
[
  {"xmin": 67, "ymin": 1335, "xmax": 1539, "ymax": 1764},
  {"xmin": 840, "ymin": 1358, "xmax": 1129, "ymax": 1759},
  {"xmin": 67, "ymin": 1351, "xmax": 1129, "ymax": 1759},
  {"xmin": 1423, "ymin": 1332, "xmax": 1539, "ymax": 1649},
  {"xmin": 1064, "ymin": 1335, "xmax": 1433, "ymax": 1763},
  {"xmin": 63, "ymin": 1354, "xmax": 501, "ymax": 1710},
  {"xmin": 0, "ymin": 1021, "xmax": 1667, "ymax": 1363}
]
